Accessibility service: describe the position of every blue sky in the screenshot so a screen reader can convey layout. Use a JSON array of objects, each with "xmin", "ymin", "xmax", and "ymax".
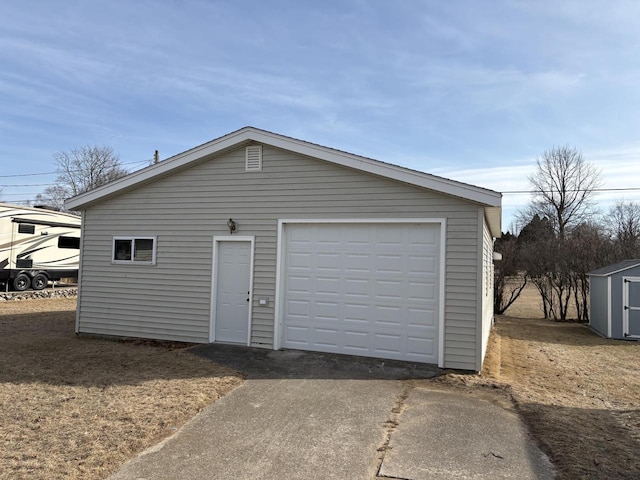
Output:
[{"xmin": 1, "ymin": 0, "xmax": 639, "ymax": 230}]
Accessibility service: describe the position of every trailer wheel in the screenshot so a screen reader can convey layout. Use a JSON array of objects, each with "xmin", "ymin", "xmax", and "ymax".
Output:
[
  {"xmin": 32, "ymin": 273, "xmax": 48, "ymax": 291},
  {"xmin": 13, "ymin": 273, "xmax": 31, "ymax": 291}
]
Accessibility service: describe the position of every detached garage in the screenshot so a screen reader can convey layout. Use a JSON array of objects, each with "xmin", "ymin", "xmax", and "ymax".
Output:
[{"xmin": 66, "ymin": 127, "xmax": 502, "ymax": 371}]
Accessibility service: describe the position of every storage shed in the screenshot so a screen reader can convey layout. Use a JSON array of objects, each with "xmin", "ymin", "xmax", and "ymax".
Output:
[
  {"xmin": 588, "ymin": 260, "xmax": 640, "ymax": 339},
  {"xmin": 65, "ymin": 127, "xmax": 502, "ymax": 371}
]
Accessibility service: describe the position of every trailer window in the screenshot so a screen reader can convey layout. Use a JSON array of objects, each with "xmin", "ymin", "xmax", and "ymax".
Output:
[
  {"xmin": 113, "ymin": 237, "xmax": 156, "ymax": 265},
  {"xmin": 18, "ymin": 224, "xmax": 35, "ymax": 234},
  {"xmin": 58, "ymin": 236, "xmax": 80, "ymax": 249}
]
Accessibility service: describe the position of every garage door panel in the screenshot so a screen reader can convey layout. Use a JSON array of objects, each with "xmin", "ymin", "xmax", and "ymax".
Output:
[
  {"xmin": 287, "ymin": 275, "xmax": 311, "ymax": 294},
  {"xmin": 408, "ymin": 255, "xmax": 437, "ymax": 274},
  {"xmin": 344, "ymin": 253, "xmax": 372, "ymax": 273},
  {"xmin": 314, "ymin": 327, "xmax": 339, "ymax": 347},
  {"xmin": 313, "ymin": 277, "xmax": 339, "ymax": 296},
  {"xmin": 316, "ymin": 252, "xmax": 341, "ymax": 272},
  {"xmin": 283, "ymin": 223, "xmax": 440, "ymax": 364},
  {"xmin": 288, "ymin": 251, "xmax": 313, "ymax": 269},
  {"xmin": 408, "ymin": 281, "xmax": 436, "ymax": 301},
  {"xmin": 373, "ymin": 304, "xmax": 402, "ymax": 326},
  {"xmin": 344, "ymin": 330, "xmax": 370, "ymax": 350},
  {"xmin": 407, "ymin": 307, "xmax": 437, "ymax": 327},
  {"xmin": 375, "ymin": 254, "xmax": 404, "ymax": 274},
  {"xmin": 344, "ymin": 303, "xmax": 370, "ymax": 322},
  {"xmin": 315, "ymin": 301, "xmax": 340, "ymax": 319},
  {"xmin": 373, "ymin": 332, "xmax": 402, "ymax": 354},
  {"xmin": 407, "ymin": 337, "xmax": 436, "ymax": 357},
  {"xmin": 285, "ymin": 325, "xmax": 310, "ymax": 346},
  {"xmin": 374, "ymin": 279, "xmax": 403, "ymax": 300},
  {"xmin": 345, "ymin": 277, "xmax": 371, "ymax": 297}
]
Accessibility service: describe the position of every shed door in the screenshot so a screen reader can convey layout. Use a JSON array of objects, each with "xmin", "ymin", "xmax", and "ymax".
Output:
[
  {"xmin": 282, "ymin": 223, "xmax": 440, "ymax": 364},
  {"xmin": 623, "ymin": 277, "xmax": 640, "ymax": 338}
]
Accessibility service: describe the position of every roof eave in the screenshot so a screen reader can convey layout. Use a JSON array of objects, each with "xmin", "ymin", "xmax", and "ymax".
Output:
[
  {"xmin": 65, "ymin": 127, "xmax": 503, "ymax": 215},
  {"xmin": 588, "ymin": 261, "xmax": 640, "ymax": 277}
]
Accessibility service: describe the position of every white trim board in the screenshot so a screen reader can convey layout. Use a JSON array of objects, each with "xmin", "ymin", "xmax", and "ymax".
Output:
[{"xmin": 273, "ymin": 218, "xmax": 446, "ymax": 367}]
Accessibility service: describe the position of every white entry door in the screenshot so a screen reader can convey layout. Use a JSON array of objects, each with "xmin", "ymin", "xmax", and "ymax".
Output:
[{"xmin": 214, "ymin": 240, "xmax": 252, "ymax": 344}]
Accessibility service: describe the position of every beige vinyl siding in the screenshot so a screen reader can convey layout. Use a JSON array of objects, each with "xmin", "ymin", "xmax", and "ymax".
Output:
[{"xmin": 78, "ymin": 144, "xmax": 483, "ymax": 369}]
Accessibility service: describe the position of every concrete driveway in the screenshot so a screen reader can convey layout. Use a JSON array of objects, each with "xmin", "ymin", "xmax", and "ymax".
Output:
[{"xmin": 109, "ymin": 345, "xmax": 555, "ymax": 480}]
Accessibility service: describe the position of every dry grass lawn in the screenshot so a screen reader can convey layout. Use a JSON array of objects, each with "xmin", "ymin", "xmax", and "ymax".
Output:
[
  {"xmin": 440, "ymin": 285, "xmax": 640, "ymax": 480},
  {"xmin": 0, "ymin": 298, "xmax": 243, "ymax": 480},
  {"xmin": 3, "ymin": 288, "xmax": 639, "ymax": 480}
]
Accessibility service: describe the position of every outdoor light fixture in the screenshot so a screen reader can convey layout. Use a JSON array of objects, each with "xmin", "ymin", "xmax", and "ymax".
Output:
[{"xmin": 227, "ymin": 218, "xmax": 237, "ymax": 234}]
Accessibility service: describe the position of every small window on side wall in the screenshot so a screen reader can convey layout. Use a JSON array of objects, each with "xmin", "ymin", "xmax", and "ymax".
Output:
[
  {"xmin": 18, "ymin": 224, "xmax": 36, "ymax": 234},
  {"xmin": 58, "ymin": 236, "xmax": 80, "ymax": 249},
  {"xmin": 113, "ymin": 236, "xmax": 156, "ymax": 264}
]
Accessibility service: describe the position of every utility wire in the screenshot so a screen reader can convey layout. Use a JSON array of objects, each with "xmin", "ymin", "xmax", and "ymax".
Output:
[
  {"xmin": 0, "ymin": 159, "xmax": 152, "ymax": 179},
  {"xmin": 503, "ymin": 187, "xmax": 640, "ymax": 194},
  {"xmin": 0, "ymin": 183, "xmax": 56, "ymax": 187}
]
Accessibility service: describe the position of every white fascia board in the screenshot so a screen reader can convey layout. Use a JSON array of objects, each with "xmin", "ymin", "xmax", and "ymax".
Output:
[
  {"xmin": 254, "ymin": 129, "xmax": 502, "ymax": 207},
  {"xmin": 65, "ymin": 127, "xmax": 502, "ymax": 212}
]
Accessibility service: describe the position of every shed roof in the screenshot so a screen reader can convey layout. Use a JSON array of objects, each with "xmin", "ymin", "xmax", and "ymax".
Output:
[
  {"xmin": 588, "ymin": 259, "xmax": 640, "ymax": 277},
  {"xmin": 65, "ymin": 127, "xmax": 502, "ymax": 236}
]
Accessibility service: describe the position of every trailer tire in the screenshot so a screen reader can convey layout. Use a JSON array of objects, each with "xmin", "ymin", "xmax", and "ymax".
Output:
[
  {"xmin": 32, "ymin": 273, "xmax": 48, "ymax": 290},
  {"xmin": 13, "ymin": 273, "xmax": 31, "ymax": 291}
]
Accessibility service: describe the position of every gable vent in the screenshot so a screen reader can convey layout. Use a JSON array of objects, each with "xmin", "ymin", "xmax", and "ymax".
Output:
[{"xmin": 245, "ymin": 145, "xmax": 262, "ymax": 172}]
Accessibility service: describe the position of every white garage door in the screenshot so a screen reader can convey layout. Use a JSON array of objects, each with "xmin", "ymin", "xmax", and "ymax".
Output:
[{"xmin": 282, "ymin": 222, "xmax": 440, "ymax": 364}]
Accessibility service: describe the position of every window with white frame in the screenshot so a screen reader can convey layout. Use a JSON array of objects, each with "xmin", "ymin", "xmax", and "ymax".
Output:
[{"xmin": 112, "ymin": 236, "xmax": 156, "ymax": 264}]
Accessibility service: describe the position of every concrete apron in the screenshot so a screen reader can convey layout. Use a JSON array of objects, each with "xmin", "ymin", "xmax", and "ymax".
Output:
[{"xmin": 109, "ymin": 346, "xmax": 555, "ymax": 480}]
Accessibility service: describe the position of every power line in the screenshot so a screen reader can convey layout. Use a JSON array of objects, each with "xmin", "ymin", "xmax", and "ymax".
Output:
[
  {"xmin": 0, "ymin": 159, "xmax": 152, "ymax": 179},
  {"xmin": 0, "ymin": 172, "xmax": 57, "ymax": 178},
  {"xmin": 0, "ymin": 183, "xmax": 56, "ymax": 187},
  {"xmin": 503, "ymin": 187, "xmax": 640, "ymax": 194}
]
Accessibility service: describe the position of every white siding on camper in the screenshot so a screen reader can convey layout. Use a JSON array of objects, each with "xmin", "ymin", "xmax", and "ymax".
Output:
[{"xmin": 77, "ymin": 145, "xmax": 483, "ymax": 369}]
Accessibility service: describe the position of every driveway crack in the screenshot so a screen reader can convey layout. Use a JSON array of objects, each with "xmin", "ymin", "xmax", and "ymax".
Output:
[{"xmin": 374, "ymin": 380, "xmax": 414, "ymax": 479}]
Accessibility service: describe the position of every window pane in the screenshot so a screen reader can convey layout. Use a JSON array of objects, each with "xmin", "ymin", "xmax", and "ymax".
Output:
[
  {"xmin": 58, "ymin": 236, "xmax": 80, "ymax": 249},
  {"xmin": 114, "ymin": 239, "xmax": 132, "ymax": 261},
  {"xmin": 18, "ymin": 224, "xmax": 35, "ymax": 234},
  {"xmin": 134, "ymin": 238, "xmax": 154, "ymax": 262}
]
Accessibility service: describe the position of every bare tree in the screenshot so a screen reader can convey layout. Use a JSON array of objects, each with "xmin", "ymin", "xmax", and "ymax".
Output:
[
  {"xmin": 38, "ymin": 146, "xmax": 127, "ymax": 210},
  {"xmin": 526, "ymin": 146, "xmax": 602, "ymax": 238},
  {"xmin": 607, "ymin": 199, "xmax": 640, "ymax": 259},
  {"xmin": 518, "ymin": 215, "xmax": 556, "ymax": 318},
  {"xmin": 567, "ymin": 222, "xmax": 611, "ymax": 322},
  {"xmin": 493, "ymin": 232, "xmax": 528, "ymax": 314},
  {"xmin": 33, "ymin": 185, "xmax": 71, "ymax": 211},
  {"xmin": 54, "ymin": 145, "xmax": 127, "ymax": 196}
]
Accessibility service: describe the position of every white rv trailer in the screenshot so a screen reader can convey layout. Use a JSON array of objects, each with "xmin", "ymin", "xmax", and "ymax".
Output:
[{"xmin": 0, "ymin": 203, "xmax": 81, "ymax": 291}]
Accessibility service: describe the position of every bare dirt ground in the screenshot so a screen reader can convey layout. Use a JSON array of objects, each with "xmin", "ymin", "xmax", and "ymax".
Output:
[
  {"xmin": 439, "ymin": 285, "xmax": 640, "ymax": 480},
  {"xmin": 0, "ymin": 298, "xmax": 243, "ymax": 480}
]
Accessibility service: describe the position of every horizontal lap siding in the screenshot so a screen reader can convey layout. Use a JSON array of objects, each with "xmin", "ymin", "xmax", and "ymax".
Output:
[
  {"xmin": 480, "ymin": 217, "xmax": 494, "ymax": 368},
  {"xmin": 78, "ymin": 145, "xmax": 481, "ymax": 369}
]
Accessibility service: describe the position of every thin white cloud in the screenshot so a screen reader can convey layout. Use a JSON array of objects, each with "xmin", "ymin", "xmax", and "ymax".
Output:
[{"xmin": 435, "ymin": 146, "xmax": 640, "ymax": 230}]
